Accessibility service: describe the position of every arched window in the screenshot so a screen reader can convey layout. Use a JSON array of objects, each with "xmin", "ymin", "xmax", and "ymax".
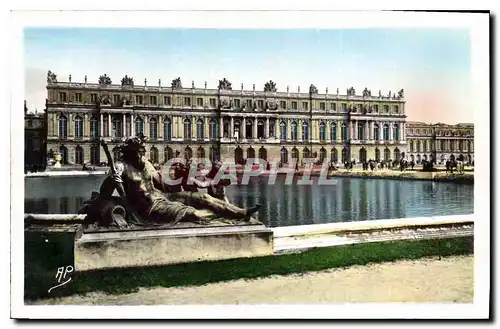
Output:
[
  {"xmin": 235, "ymin": 147, "xmax": 244, "ymax": 164},
  {"xmin": 331, "ymin": 148, "xmax": 338, "ymax": 163},
  {"xmin": 291, "ymin": 121, "xmax": 298, "ymax": 141},
  {"xmin": 416, "ymin": 141, "xmax": 421, "ymax": 152},
  {"xmin": 247, "ymin": 147, "xmax": 255, "ymax": 159},
  {"xmin": 301, "ymin": 121, "xmax": 309, "ymax": 141},
  {"xmin": 197, "ymin": 146, "xmax": 205, "ymax": 159},
  {"xmin": 197, "ymin": 119, "xmax": 204, "ymax": 139},
  {"xmin": 357, "ymin": 122, "xmax": 365, "ymax": 141},
  {"xmin": 422, "ymin": 140, "xmax": 427, "ymax": 152},
  {"xmin": 185, "ymin": 146, "xmax": 193, "ymax": 160},
  {"xmin": 135, "ymin": 117, "xmax": 144, "ymax": 135},
  {"xmin": 59, "ymin": 145, "xmax": 68, "ymax": 164},
  {"xmin": 373, "ymin": 123, "xmax": 380, "ymax": 140},
  {"xmin": 58, "ymin": 115, "xmax": 67, "ymax": 138},
  {"xmin": 341, "ymin": 147, "xmax": 348, "ymax": 163},
  {"xmin": 303, "ymin": 147, "xmax": 310, "ymax": 159},
  {"xmin": 149, "ymin": 117, "xmax": 158, "ymax": 140},
  {"xmin": 150, "ymin": 147, "xmax": 159, "ymax": 164},
  {"xmin": 258, "ymin": 147, "xmax": 267, "ymax": 161},
  {"xmin": 280, "ymin": 147, "xmax": 288, "ymax": 164},
  {"xmin": 410, "ymin": 141, "xmax": 414, "ymax": 152},
  {"xmin": 383, "ymin": 124, "xmax": 389, "ymax": 141},
  {"xmin": 184, "ymin": 119, "xmax": 192, "ymax": 140},
  {"xmin": 74, "ymin": 116, "xmax": 83, "ymax": 139},
  {"xmin": 164, "ymin": 147, "xmax": 173, "ymax": 162},
  {"xmin": 375, "ymin": 148, "xmax": 381, "ymax": 162},
  {"xmin": 330, "ymin": 122, "xmax": 337, "ymax": 142},
  {"xmin": 291, "ymin": 148, "xmax": 299, "ymax": 161},
  {"xmin": 341, "ymin": 123, "xmax": 348, "ymax": 141},
  {"xmin": 209, "ymin": 119, "xmax": 217, "ymax": 139},
  {"xmin": 319, "ymin": 148, "xmax": 327, "ymax": 163},
  {"xmin": 359, "ymin": 148, "xmax": 367, "ymax": 162},
  {"xmin": 75, "ymin": 146, "xmax": 84, "ymax": 164},
  {"xmin": 164, "ymin": 118, "xmax": 172, "ymax": 141},
  {"xmin": 90, "ymin": 115, "xmax": 98, "ymax": 138},
  {"xmin": 384, "ymin": 148, "xmax": 391, "ymax": 161},
  {"xmin": 394, "ymin": 148, "xmax": 401, "ymax": 161},
  {"xmin": 112, "ymin": 115, "xmax": 122, "ymax": 138},
  {"xmin": 280, "ymin": 120, "xmax": 287, "ymax": 140},
  {"xmin": 393, "ymin": 124, "xmax": 399, "ymax": 141},
  {"xmin": 90, "ymin": 145, "xmax": 99, "ymax": 164},
  {"xmin": 319, "ymin": 122, "xmax": 326, "ymax": 141},
  {"xmin": 441, "ymin": 140, "xmax": 446, "ymax": 151}
]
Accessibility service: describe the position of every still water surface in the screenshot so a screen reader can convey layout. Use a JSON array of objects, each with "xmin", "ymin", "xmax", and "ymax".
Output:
[{"xmin": 25, "ymin": 175, "xmax": 474, "ymax": 227}]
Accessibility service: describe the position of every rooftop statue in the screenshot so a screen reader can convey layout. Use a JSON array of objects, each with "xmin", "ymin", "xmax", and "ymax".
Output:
[
  {"xmin": 79, "ymin": 135, "xmax": 261, "ymax": 229},
  {"xmin": 264, "ymin": 80, "xmax": 277, "ymax": 93},
  {"xmin": 309, "ymin": 84, "xmax": 318, "ymax": 95},
  {"xmin": 47, "ymin": 70, "xmax": 57, "ymax": 84},
  {"xmin": 121, "ymin": 75, "xmax": 134, "ymax": 86},
  {"xmin": 99, "ymin": 74, "xmax": 112, "ymax": 86},
  {"xmin": 398, "ymin": 88, "xmax": 405, "ymax": 99},
  {"xmin": 218, "ymin": 78, "xmax": 232, "ymax": 90},
  {"xmin": 171, "ymin": 77, "xmax": 183, "ymax": 89},
  {"xmin": 362, "ymin": 88, "xmax": 371, "ymax": 97},
  {"xmin": 347, "ymin": 87, "xmax": 356, "ymax": 96}
]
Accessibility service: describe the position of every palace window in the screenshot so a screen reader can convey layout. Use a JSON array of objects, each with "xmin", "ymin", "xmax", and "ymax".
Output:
[
  {"xmin": 197, "ymin": 119, "xmax": 204, "ymax": 139},
  {"xmin": 319, "ymin": 122, "xmax": 326, "ymax": 141},
  {"xmin": 280, "ymin": 101, "xmax": 286, "ymax": 109},
  {"xmin": 342, "ymin": 103, "xmax": 347, "ymax": 112},
  {"xmin": 135, "ymin": 95, "xmax": 143, "ymax": 105},
  {"xmin": 423, "ymin": 140, "xmax": 427, "ymax": 152},
  {"xmin": 113, "ymin": 94, "xmax": 120, "ymax": 104},
  {"xmin": 330, "ymin": 103, "xmax": 336, "ymax": 111},
  {"xmin": 269, "ymin": 120, "xmax": 275, "ymax": 137},
  {"xmin": 416, "ymin": 141, "xmax": 421, "ymax": 152},
  {"xmin": 74, "ymin": 116, "xmax": 83, "ymax": 139},
  {"xmin": 210, "ymin": 98, "xmax": 217, "ymax": 107},
  {"xmin": 383, "ymin": 124, "xmax": 389, "ymax": 141},
  {"xmin": 112, "ymin": 116, "xmax": 122, "ymax": 138},
  {"xmin": 410, "ymin": 141, "xmax": 414, "ymax": 152},
  {"xmin": 393, "ymin": 105, "xmax": 399, "ymax": 113},
  {"xmin": 164, "ymin": 118, "xmax": 172, "ymax": 140},
  {"xmin": 280, "ymin": 148, "xmax": 288, "ymax": 164},
  {"xmin": 75, "ymin": 146, "xmax": 84, "ymax": 165},
  {"xmin": 257, "ymin": 100, "xmax": 264, "ymax": 109},
  {"xmin": 341, "ymin": 123, "xmax": 348, "ymax": 141},
  {"xmin": 374, "ymin": 124, "xmax": 380, "ymax": 140},
  {"xmin": 150, "ymin": 96, "xmax": 157, "ymax": 105},
  {"xmin": 75, "ymin": 93, "xmax": 82, "ymax": 102},
  {"xmin": 90, "ymin": 93, "xmax": 97, "ymax": 103},
  {"xmin": 149, "ymin": 118, "xmax": 158, "ymax": 140},
  {"xmin": 59, "ymin": 92, "xmax": 67, "ymax": 102},
  {"xmin": 330, "ymin": 122, "xmax": 337, "ymax": 141},
  {"xmin": 373, "ymin": 104, "xmax": 379, "ymax": 112},
  {"xmin": 393, "ymin": 124, "xmax": 399, "ymax": 141},
  {"xmin": 209, "ymin": 119, "xmax": 218, "ymax": 139},
  {"xmin": 357, "ymin": 122, "xmax": 365, "ymax": 141},
  {"xmin": 320, "ymin": 102, "xmax": 325, "ymax": 111},
  {"xmin": 164, "ymin": 96, "xmax": 171, "ymax": 105},
  {"xmin": 90, "ymin": 116, "xmax": 98, "ymax": 138},
  {"xmin": 292, "ymin": 101, "xmax": 298, "ymax": 110},
  {"xmin": 291, "ymin": 121, "xmax": 298, "ymax": 141},
  {"xmin": 280, "ymin": 120, "xmax": 287, "ymax": 140},
  {"xmin": 135, "ymin": 117, "xmax": 144, "ymax": 135},
  {"xmin": 126, "ymin": 116, "xmax": 131, "ymax": 136},
  {"xmin": 245, "ymin": 99, "xmax": 252, "ymax": 109},
  {"xmin": 58, "ymin": 115, "xmax": 67, "ymax": 138},
  {"xmin": 234, "ymin": 99, "xmax": 240, "ymax": 108},
  {"xmin": 197, "ymin": 97, "xmax": 204, "ymax": 107},
  {"xmin": 184, "ymin": 119, "xmax": 192, "ymax": 139},
  {"xmin": 302, "ymin": 102, "xmax": 308, "ymax": 110},
  {"xmin": 302, "ymin": 121, "xmax": 309, "ymax": 141},
  {"xmin": 184, "ymin": 97, "xmax": 191, "ymax": 107}
]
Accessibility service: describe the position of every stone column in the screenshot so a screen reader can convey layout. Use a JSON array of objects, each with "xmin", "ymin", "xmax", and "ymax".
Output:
[
  {"xmin": 131, "ymin": 114, "xmax": 135, "ymax": 136},
  {"xmin": 379, "ymin": 122, "xmax": 384, "ymax": 141},
  {"xmin": 144, "ymin": 115, "xmax": 149, "ymax": 139},
  {"xmin": 158, "ymin": 116, "xmax": 163, "ymax": 139},
  {"xmin": 122, "ymin": 113, "xmax": 126, "ymax": 137},
  {"xmin": 253, "ymin": 117, "xmax": 258, "ymax": 139},
  {"xmin": 108, "ymin": 114, "xmax": 112, "ymax": 137},
  {"xmin": 100, "ymin": 114, "xmax": 104, "ymax": 137},
  {"xmin": 337, "ymin": 120, "xmax": 342, "ymax": 141},
  {"xmin": 67, "ymin": 113, "xmax": 73, "ymax": 137},
  {"xmin": 83, "ymin": 114, "xmax": 88, "ymax": 137},
  {"xmin": 230, "ymin": 117, "xmax": 234, "ymax": 139},
  {"xmin": 286, "ymin": 118, "xmax": 291, "ymax": 140},
  {"xmin": 242, "ymin": 117, "xmax": 247, "ymax": 138},
  {"xmin": 401, "ymin": 123, "xmax": 405, "ymax": 141},
  {"xmin": 365, "ymin": 121, "xmax": 369, "ymax": 141},
  {"xmin": 389, "ymin": 122, "xmax": 394, "ymax": 141},
  {"xmin": 204, "ymin": 117, "xmax": 209, "ymax": 139},
  {"xmin": 219, "ymin": 117, "xmax": 224, "ymax": 138},
  {"xmin": 349, "ymin": 121, "xmax": 353, "ymax": 140},
  {"xmin": 192, "ymin": 116, "xmax": 196, "ymax": 139},
  {"xmin": 265, "ymin": 117, "xmax": 270, "ymax": 139}
]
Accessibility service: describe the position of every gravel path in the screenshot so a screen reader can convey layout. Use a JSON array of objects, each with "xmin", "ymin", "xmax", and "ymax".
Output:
[{"xmin": 34, "ymin": 255, "xmax": 473, "ymax": 305}]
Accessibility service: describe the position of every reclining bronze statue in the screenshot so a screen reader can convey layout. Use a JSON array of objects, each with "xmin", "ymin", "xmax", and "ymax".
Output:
[{"xmin": 80, "ymin": 135, "xmax": 261, "ymax": 229}]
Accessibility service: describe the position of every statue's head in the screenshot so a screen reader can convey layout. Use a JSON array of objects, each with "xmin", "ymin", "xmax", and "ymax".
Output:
[{"xmin": 120, "ymin": 134, "xmax": 147, "ymax": 168}]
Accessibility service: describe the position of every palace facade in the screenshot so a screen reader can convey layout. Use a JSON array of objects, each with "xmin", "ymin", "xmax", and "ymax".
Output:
[
  {"xmin": 25, "ymin": 101, "xmax": 47, "ymax": 171},
  {"xmin": 45, "ymin": 72, "xmax": 409, "ymax": 166},
  {"xmin": 406, "ymin": 121, "xmax": 474, "ymax": 164}
]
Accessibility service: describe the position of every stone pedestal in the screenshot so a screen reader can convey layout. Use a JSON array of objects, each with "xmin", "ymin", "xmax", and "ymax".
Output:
[{"xmin": 53, "ymin": 152, "xmax": 62, "ymax": 168}]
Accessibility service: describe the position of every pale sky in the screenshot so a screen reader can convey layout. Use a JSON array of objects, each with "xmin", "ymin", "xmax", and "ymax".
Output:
[{"xmin": 24, "ymin": 28, "xmax": 472, "ymax": 124}]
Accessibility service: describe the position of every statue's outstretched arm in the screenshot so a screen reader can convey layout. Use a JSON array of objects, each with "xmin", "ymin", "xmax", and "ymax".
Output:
[{"xmin": 99, "ymin": 175, "xmax": 118, "ymax": 198}]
